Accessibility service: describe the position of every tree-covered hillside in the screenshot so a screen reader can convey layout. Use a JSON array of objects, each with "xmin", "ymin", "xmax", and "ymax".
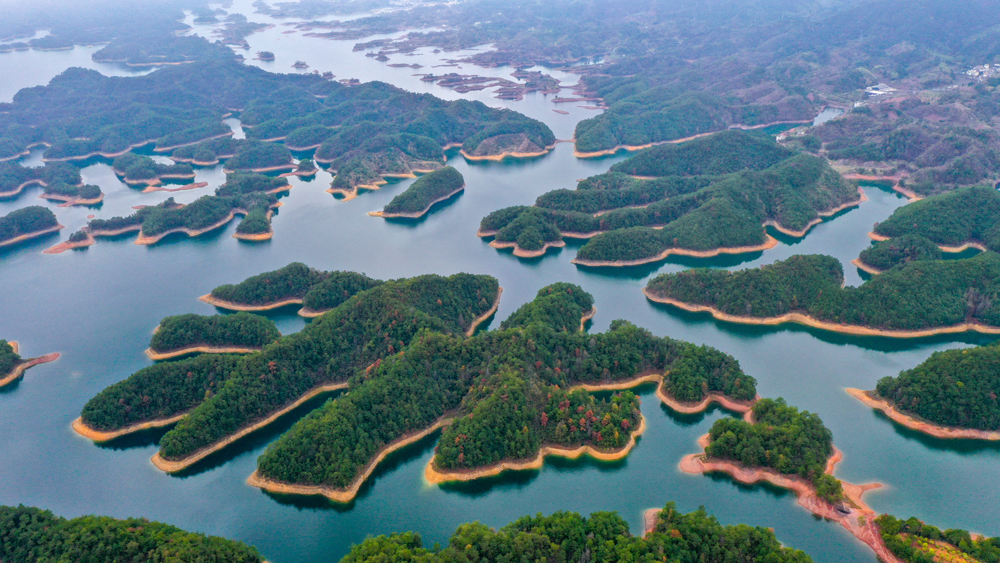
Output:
[
  {"xmin": 0, "ymin": 504, "xmax": 263, "ymax": 563},
  {"xmin": 149, "ymin": 312, "xmax": 280, "ymax": 354},
  {"xmin": 338, "ymin": 503, "xmax": 811, "ymax": 563},
  {"xmin": 481, "ymin": 131, "xmax": 858, "ymax": 262},
  {"xmin": 873, "ymin": 186, "xmax": 1000, "ymax": 251},
  {"xmin": 646, "ymin": 252, "xmax": 1000, "ymax": 332}
]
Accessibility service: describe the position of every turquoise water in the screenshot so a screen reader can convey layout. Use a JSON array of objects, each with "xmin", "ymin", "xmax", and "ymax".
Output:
[{"xmin": 0, "ymin": 6, "xmax": 998, "ymax": 563}]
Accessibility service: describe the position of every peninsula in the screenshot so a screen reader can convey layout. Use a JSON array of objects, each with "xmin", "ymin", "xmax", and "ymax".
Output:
[
  {"xmin": 370, "ymin": 166, "xmax": 464, "ymax": 219},
  {"xmin": 0, "ymin": 340, "xmax": 60, "ymax": 389},
  {"xmin": 145, "ymin": 312, "xmax": 280, "ymax": 360},
  {"xmin": 0, "ymin": 206, "xmax": 63, "ymax": 249}
]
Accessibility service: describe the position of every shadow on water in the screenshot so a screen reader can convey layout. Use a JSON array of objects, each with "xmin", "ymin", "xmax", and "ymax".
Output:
[
  {"xmin": 261, "ymin": 428, "xmax": 445, "ymax": 512},
  {"xmin": 659, "ymin": 400, "xmax": 745, "ymax": 428},
  {"xmin": 0, "ymin": 230, "xmax": 61, "ymax": 258},
  {"xmin": 703, "ymin": 470, "xmax": 796, "ymax": 501},
  {"xmin": 865, "ymin": 409, "xmax": 1000, "ymax": 455},
  {"xmin": 169, "ymin": 388, "xmax": 347, "ymax": 478},
  {"xmin": 143, "ymin": 221, "xmax": 234, "ymax": 248},
  {"xmin": 382, "ymin": 189, "xmax": 465, "ymax": 227},
  {"xmin": 645, "ymin": 297, "xmax": 1000, "ymax": 352},
  {"xmin": 0, "ymin": 377, "xmax": 22, "ymax": 395},
  {"xmin": 96, "ymin": 424, "xmax": 176, "ymax": 451}
]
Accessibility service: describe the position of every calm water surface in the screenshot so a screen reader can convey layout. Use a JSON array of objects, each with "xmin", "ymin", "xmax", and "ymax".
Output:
[{"xmin": 0, "ymin": 5, "xmax": 997, "ymax": 563}]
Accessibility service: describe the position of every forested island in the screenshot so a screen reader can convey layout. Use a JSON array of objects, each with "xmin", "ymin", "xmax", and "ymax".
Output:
[
  {"xmin": 112, "ymin": 153, "xmax": 195, "ymax": 186},
  {"xmin": 645, "ymin": 253, "xmax": 1000, "ymax": 337},
  {"xmin": 871, "ymin": 186, "xmax": 1000, "ymax": 252},
  {"xmin": 0, "ymin": 505, "xmax": 263, "ymax": 563},
  {"xmin": 202, "ymin": 262, "xmax": 382, "ymax": 316},
  {"xmin": 849, "ymin": 341, "xmax": 1000, "ymax": 440},
  {"xmin": 371, "ymin": 166, "xmax": 464, "ymax": 218},
  {"xmin": 0, "ymin": 161, "xmax": 81, "ymax": 199},
  {"xmin": 337, "ymin": 503, "xmax": 811, "ymax": 562},
  {"xmin": 146, "ymin": 312, "xmax": 280, "ymax": 360},
  {"xmin": 0, "ymin": 340, "xmax": 60, "ymax": 390},
  {"xmin": 0, "ymin": 206, "xmax": 62, "ymax": 249},
  {"xmin": 47, "ymin": 172, "xmax": 287, "ymax": 252},
  {"xmin": 479, "ymin": 131, "xmax": 861, "ymax": 263},
  {"xmin": 248, "ymin": 282, "xmax": 755, "ymax": 500},
  {"xmin": 78, "ymin": 271, "xmax": 755, "ymax": 498}
]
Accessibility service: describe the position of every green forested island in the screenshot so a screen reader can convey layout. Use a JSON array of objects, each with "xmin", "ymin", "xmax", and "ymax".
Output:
[
  {"xmin": 79, "ymin": 271, "xmax": 754, "ymax": 495},
  {"xmin": 204, "ymin": 262, "xmax": 383, "ymax": 314},
  {"xmin": 112, "ymin": 153, "xmax": 195, "ymax": 185},
  {"xmin": 338, "ymin": 503, "xmax": 811, "ymax": 563},
  {"xmin": 148, "ymin": 312, "xmax": 280, "ymax": 358},
  {"xmin": 0, "ymin": 505, "xmax": 263, "ymax": 563},
  {"xmin": 39, "ymin": 181, "xmax": 102, "ymax": 204},
  {"xmin": 704, "ymin": 398, "xmax": 843, "ymax": 503},
  {"xmin": 877, "ymin": 514, "xmax": 1000, "ymax": 563},
  {"xmin": 376, "ymin": 166, "xmax": 464, "ymax": 218},
  {"xmin": 645, "ymin": 253, "xmax": 1000, "ymax": 335},
  {"xmin": 872, "ymin": 186, "xmax": 1000, "ymax": 251},
  {"xmin": 0, "ymin": 206, "xmax": 60, "ymax": 247},
  {"xmin": 479, "ymin": 131, "xmax": 859, "ymax": 263},
  {"xmin": 855, "ymin": 234, "xmax": 943, "ymax": 273},
  {"xmin": 252, "ymin": 282, "xmax": 753, "ymax": 496},
  {"xmin": 870, "ymin": 342, "xmax": 1000, "ymax": 432},
  {"xmin": 0, "ymin": 340, "xmax": 21, "ymax": 381},
  {"xmin": 0, "ymin": 161, "xmax": 81, "ymax": 198}
]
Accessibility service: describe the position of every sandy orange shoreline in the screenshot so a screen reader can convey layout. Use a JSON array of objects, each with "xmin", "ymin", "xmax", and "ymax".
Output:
[
  {"xmin": 370, "ymin": 185, "xmax": 465, "ymax": 219},
  {"xmin": 850, "ymin": 258, "xmax": 883, "ymax": 275},
  {"xmin": 151, "ymin": 382, "xmax": 349, "ymax": 473},
  {"xmin": 490, "ymin": 239, "xmax": 566, "ymax": 258},
  {"xmin": 465, "ymin": 287, "xmax": 503, "ymax": 336},
  {"xmin": 153, "ymin": 132, "xmax": 234, "ymax": 153},
  {"xmin": 142, "ymin": 181, "xmax": 209, "ymax": 194},
  {"xmin": 247, "ymin": 417, "xmax": 455, "ymax": 503},
  {"xmin": 680, "ymin": 434, "xmax": 899, "ymax": 563},
  {"xmin": 571, "ymin": 235, "xmax": 779, "ymax": 267},
  {"xmin": 145, "ymin": 345, "xmax": 262, "ymax": 361},
  {"xmin": 459, "ymin": 144, "xmax": 554, "ymax": 162},
  {"xmin": 643, "ymin": 288, "xmax": 1000, "ymax": 338},
  {"xmin": 579, "ymin": 307, "xmax": 596, "ymax": 332},
  {"xmin": 764, "ymin": 188, "xmax": 868, "ymax": 238},
  {"xmin": 867, "ymin": 231, "xmax": 989, "ymax": 254},
  {"xmin": 199, "ymin": 294, "xmax": 305, "ymax": 311},
  {"xmin": 0, "ymin": 350, "xmax": 60, "ymax": 389},
  {"xmin": 42, "ymin": 139, "xmax": 158, "ymax": 162},
  {"xmin": 847, "ymin": 388, "xmax": 1000, "ymax": 441},
  {"xmin": 40, "ymin": 192, "xmax": 105, "ymax": 207},
  {"xmin": 842, "ymin": 174, "xmax": 921, "ymax": 202},
  {"xmin": 72, "ymin": 413, "xmax": 189, "ymax": 442},
  {"xmin": 573, "ymin": 120, "xmax": 813, "ymax": 158},
  {"xmin": 568, "ymin": 372, "xmax": 758, "ymax": 418},
  {"xmin": 0, "ymin": 224, "xmax": 65, "ymax": 249},
  {"xmin": 0, "ymin": 179, "xmax": 46, "ymax": 198},
  {"xmin": 424, "ymin": 414, "xmax": 647, "ymax": 484}
]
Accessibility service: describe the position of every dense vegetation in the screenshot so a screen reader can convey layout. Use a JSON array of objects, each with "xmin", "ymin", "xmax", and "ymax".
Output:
[
  {"xmin": 873, "ymin": 186, "xmax": 1000, "ymax": 251},
  {"xmin": 82, "ymin": 189, "xmax": 277, "ymax": 242},
  {"xmin": 215, "ymin": 172, "xmax": 289, "ymax": 197},
  {"xmin": 80, "ymin": 354, "xmax": 243, "ymax": 432},
  {"xmin": 0, "ymin": 161, "xmax": 80, "ymax": 197},
  {"xmin": 481, "ymin": 131, "xmax": 858, "ymax": 261},
  {"xmin": 149, "ymin": 274, "xmax": 500, "ymax": 460},
  {"xmin": 857, "ymin": 234, "xmax": 943, "ymax": 271},
  {"xmin": 0, "ymin": 340, "xmax": 21, "ymax": 377},
  {"xmin": 339, "ymin": 503, "xmax": 811, "ymax": 563},
  {"xmin": 381, "ymin": 166, "xmax": 464, "ymax": 215},
  {"xmin": 875, "ymin": 342, "xmax": 1000, "ymax": 431},
  {"xmin": 646, "ymin": 252, "xmax": 1000, "ymax": 331},
  {"xmin": 0, "ymin": 206, "xmax": 58, "ymax": 245},
  {"xmin": 705, "ymin": 398, "xmax": 843, "ymax": 503},
  {"xmin": 112, "ymin": 152, "xmax": 193, "ymax": 182},
  {"xmin": 0, "ymin": 56, "xmax": 550, "ymax": 194},
  {"xmin": 208, "ymin": 262, "xmax": 383, "ymax": 312},
  {"xmin": 877, "ymin": 514, "xmax": 1000, "ymax": 563},
  {"xmin": 255, "ymin": 283, "xmax": 754, "ymax": 488},
  {"xmin": 41, "ymin": 181, "xmax": 101, "ymax": 201},
  {"xmin": 149, "ymin": 312, "xmax": 280, "ymax": 354},
  {"xmin": 0, "ymin": 504, "xmax": 263, "ymax": 563}
]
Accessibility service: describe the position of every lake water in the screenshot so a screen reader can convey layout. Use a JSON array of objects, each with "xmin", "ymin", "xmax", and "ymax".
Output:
[{"xmin": 0, "ymin": 4, "xmax": 997, "ymax": 563}]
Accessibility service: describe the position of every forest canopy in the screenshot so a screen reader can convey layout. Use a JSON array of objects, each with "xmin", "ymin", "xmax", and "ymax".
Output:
[{"xmin": 149, "ymin": 312, "xmax": 280, "ymax": 354}]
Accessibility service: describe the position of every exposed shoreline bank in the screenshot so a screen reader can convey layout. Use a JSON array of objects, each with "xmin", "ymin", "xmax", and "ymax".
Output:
[
  {"xmin": 145, "ymin": 345, "xmax": 261, "ymax": 361},
  {"xmin": 247, "ymin": 417, "xmax": 454, "ymax": 503},
  {"xmin": 465, "ymin": 287, "xmax": 503, "ymax": 336},
  {"xmin": 151, "ymin": 382, "xmax": 349, "ymax": 473},
  {"xmin": 847, "ymin": 388, "xmax": 1000, "ymax": 441},
  {"xmin": 369, "ymin": 185, "xmax": 465, "ymax": 219},
  {"xmin": 0, "ymin": 224, "xmax": 64, "ymax": 249},
  {"xmin": 642, "ymin": 289, "xmax": 1000, "ymax": 338},
  {"xmin": 198, "ymin": 294, "xmax": 304, "ymax": 311},
  {"xmin": 72, "ymin": 413, "xmax": 189, "ymax": 442},
  {"xmin": 0, "ymin": 348, "xmax": 60, "ymax": 389},
  {"xmin": 573, "ymin": 120, "xmax": 812, "ymax": 158}
]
